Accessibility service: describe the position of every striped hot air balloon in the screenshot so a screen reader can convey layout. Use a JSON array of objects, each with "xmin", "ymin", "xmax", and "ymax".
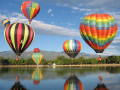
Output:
[
  {"xmin": 2, "ymin": 19, "xmax": 10, "ymax": 27},
  {"xmin": 64, "ymin": 75, "xmax": 83, "ymax": 90},
  {"xmin": 21, "ymin": 1, "xmax": 40, "ymax": 24},
  {"xmin": 80, "ymin": 14, "xmax": 118, "ymax": 53},
  {"xmin": 63, "ymin": 39, "xmax": 82, "ymax": 59},
  {"xmin": 4, "ymin": 23, "xmax": 35, "ymax": 60},
  {"xmin": 32, "ymin": 53, "xmax": 43, "ymax": 65},
  {"xmin": 32, "ymin": 68, "xmax": 43, "ymax": 85}
]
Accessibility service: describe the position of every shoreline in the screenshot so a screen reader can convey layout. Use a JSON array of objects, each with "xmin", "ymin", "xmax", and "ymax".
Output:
[{"xmin": 0, "ymin": 64, "xmax": 120, "ymax": 67}]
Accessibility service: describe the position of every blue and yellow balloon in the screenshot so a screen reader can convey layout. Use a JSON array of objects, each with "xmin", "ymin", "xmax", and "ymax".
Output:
[{"xmin": 2, "ymin": 19, "xmax": 10, "ymax": 27}]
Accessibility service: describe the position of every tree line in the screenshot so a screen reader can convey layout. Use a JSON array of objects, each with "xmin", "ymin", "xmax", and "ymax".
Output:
[{"xmin": 0, "ymin": 55, "xmax": 120, "ymax": 65}]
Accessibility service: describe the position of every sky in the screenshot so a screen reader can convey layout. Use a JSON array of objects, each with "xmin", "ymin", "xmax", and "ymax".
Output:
[{"xmin": 0, "ymin": 0, "xmax": 120, "ymax": 55}]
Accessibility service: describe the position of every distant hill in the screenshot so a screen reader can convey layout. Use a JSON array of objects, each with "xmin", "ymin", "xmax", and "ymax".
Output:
[{"xmin": 0, "ymin": 50, "xmax": 107, "ymax": 60}]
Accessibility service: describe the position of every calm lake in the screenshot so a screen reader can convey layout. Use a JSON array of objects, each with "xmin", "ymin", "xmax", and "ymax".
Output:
[{"xmin": 0, "ymin": 66, "xmax": 120, "ymax": 90}]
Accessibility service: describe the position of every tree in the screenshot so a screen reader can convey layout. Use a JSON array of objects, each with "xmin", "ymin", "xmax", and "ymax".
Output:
[
  {"xmin": 40, "ymin": 58, "xmax": 47, "ymax": 65},
  {"xmin": 1, "ymin": 59, "xmax": 9, "ymax": 65}
]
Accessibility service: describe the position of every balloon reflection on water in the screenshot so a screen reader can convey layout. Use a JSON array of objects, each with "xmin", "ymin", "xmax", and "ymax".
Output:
[
  {"xmin": 32, "ymin": 68, "xmax": 43, "ymax": 85},
  {"xmin": 94, "ymin": 76, "xmax": 109, "ymax": 90},
  {"xmin": 10, "ymin": 76, "xmax": 27, "ymax": 90},
  {"xmin": 64, "ymin": 74, "xmax": 83, "ymax": 90}
]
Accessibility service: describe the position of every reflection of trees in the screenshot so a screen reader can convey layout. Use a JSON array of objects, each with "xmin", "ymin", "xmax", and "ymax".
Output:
[
  {"xmin": 106, "ymin": 67, "xmax": 120, "ymax": 74},
  {"xmin": 0, "ymin": 67, "xmax": 120, "ymax": 80},
  {"xmin": 0, "ymin": 67, "xmax": 33, "ymax": 75},
  {"xmin": 54, "ymin": 67, "xmax": 103, "ymax": 76}
]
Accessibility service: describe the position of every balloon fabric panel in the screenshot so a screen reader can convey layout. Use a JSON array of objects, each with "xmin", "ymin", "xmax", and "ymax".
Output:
[{"xmin": 80, "ymin": 14, "xmax": 117, "ymax": 53}]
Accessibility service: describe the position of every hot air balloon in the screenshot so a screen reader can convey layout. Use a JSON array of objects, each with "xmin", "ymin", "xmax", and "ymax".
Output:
[
  {"xmin": 4, "ymin": 23, "xmax": 35, "ymax": 60},
  {"xmin": 10, "ymin": 76, "xmax": 27, "ymax": 90},
  {"xmin": 32, "ymin": 52, "xmax": 43, "ymax": 65},
  {"xmin": 2, "ymin": 19, "xmax": 10, "ymax": 27},
  {"xmin": 34, "ymin": 48, "xmax": 40, "ymax": 53},
  {"xmin": 98, "ymin": 55, "xmax": 102, "ymax": 61},
  {"xmin": 63, "ymin": 39, "xmax": 82, "ymax": 60},
  {"xmin": 32, "ymin": 68, "xmax": 43, "ymax": 85},
  {"xmin": 80, "ymin": 14, "xmax": 118, "ymax": 53},
  {"xmin": 64, "ymin": 75, "xmax": 83, "ymax": 90},
  {"xmin": 21, "ymin": 1, "xmax": 40, "ymax": 24}
]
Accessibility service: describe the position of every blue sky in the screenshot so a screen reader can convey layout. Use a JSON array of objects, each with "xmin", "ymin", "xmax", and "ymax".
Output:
[{"xmin": 0, "ymin": 0, "xmax": 120, "ymax": 55}]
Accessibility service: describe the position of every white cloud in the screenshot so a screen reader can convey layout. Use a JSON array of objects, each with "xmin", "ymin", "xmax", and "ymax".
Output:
[
  {"xmin": 11, "ymin": 12, "xmax": 25, "ymax": 19},
  {"xmin": 51, "ymin": 22, "xmax": 54, "ymax": 24},
  {"xmin": 51, "ymin": 14, "xmax": 54, "ymax": 16},
  {"xmin": 72, "ymin": 7, "xmax": 79, "ymax": 10},
  {"xmin": 80, "ymin": 8, "xmax": 92, "ymax": 12},
  {"xmin": 0, "ymin": 12, "xmax": 80, "ymax": 37},
  {"xmin": 48, "ymin": 9, "xmax": 52, "ymax": 13},
  {"xmin": 30, "ymin": 20, "xmax": 80, "ymax": 36},
  {"xmin": 80, "ymin": 17, "xmax": 84, "ymax": 20}
]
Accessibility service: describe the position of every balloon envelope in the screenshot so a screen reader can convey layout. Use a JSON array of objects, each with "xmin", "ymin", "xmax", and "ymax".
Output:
[
  {"xmin": 34, "ymin": 48, "xmax": 40, "ymax": 53},
  {"xmin": 2, "ymin": 19, "xmax": 10, "ymax": 27},
  {"xmin": 21, "ymin": 1, "xmax": 40, "ymax": 24},
  {"xmin": 63, "ymin": 39, "xmax": 82, "ymax": 59},
  {"xmin": 80, "ymin": 14, "xmax": 117, "ymax": 53},
  {"xmin": 4, "ymin": 23, "xmax": 35, "ymax": 56},
  {"xmin": 64, "ymin": 75, "xmax": 83, "ymax": 90},
  {"xmin": 32, "ymin": 53, "xmax": 43, "ymax": 65}
]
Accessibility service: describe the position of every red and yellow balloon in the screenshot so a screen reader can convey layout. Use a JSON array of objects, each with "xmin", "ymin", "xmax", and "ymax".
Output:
[
  {"xmin": 4, "ymin": 23, "xmax": 35, "ymax": 60},
  {"xmin": 21, "ymin": 1, "xmax": 40, "ymax": 24}
]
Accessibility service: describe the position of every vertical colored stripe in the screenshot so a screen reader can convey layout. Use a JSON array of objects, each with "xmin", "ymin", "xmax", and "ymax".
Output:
[
  {"xmin": 21, "ymin": 24, "xmax": 29, "ymax": 49},
  {"xmin": 19, "ymin": 24, "xmax": 25, "ymax": 53},
  {"xmin": 24, "ymin": 25, "xmax": 34, "ymax": 50},
  {"xmin": 17, "ymin": 23, "xmax": 22, "ymax": 50},
  {"xmin": 10, "ymin": 23, "xmax": 17, "ymax": 49},
  {"xmin": 4, "ymin": 25, "xmax": 13, "ymax": 49}
]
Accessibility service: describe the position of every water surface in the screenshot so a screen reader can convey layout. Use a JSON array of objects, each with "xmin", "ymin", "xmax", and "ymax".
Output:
[{"xmin": 0, "ymin": 66, "xmax": 120, "ymax": 90}]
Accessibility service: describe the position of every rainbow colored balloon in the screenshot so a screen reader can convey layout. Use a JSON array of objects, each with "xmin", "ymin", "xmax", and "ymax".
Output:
[
  {"xmin": 80, "ymin": 14, "xmax": 118, "ymax": 53},
  {"xmin": 63, "ymin": 39, "xmax": 82, "ymax": 59},
  {"xmin": 64, "ymin": 75, "xmax": 83, "ymax": 90},
  {"xmin": 32, "ymin": 53, "xmax": 43, "ymax": 65},
  {"xmin": 21, "ymin": 1, "xmax": 40, "ymax": 24},
  {"xmin": 2, "ymin": 19, "xmax": 10, "ymax": 27},
  {"xmin": 32, "ymin": 68, "xmax": 43, "ymax": 85},
  {"xmin": 4, "ymin": 23, "xmax": 35, "ymax": 59}
]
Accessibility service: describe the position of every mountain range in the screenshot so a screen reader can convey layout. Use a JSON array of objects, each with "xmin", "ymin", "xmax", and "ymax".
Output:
[{"xmin": 0, "ymin": 50, "xmax": 107, "ymax": 60}]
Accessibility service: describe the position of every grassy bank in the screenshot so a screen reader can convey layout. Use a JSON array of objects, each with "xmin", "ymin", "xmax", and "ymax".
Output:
[{"xmin": 0, "ymin": 64, "xmax": 120, "ymax": 67}]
